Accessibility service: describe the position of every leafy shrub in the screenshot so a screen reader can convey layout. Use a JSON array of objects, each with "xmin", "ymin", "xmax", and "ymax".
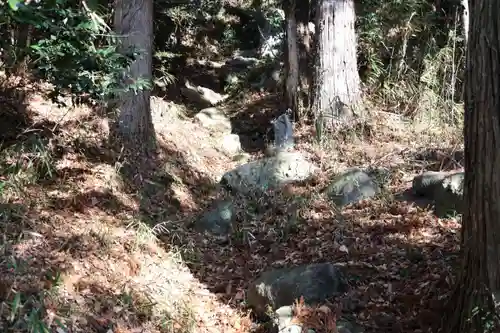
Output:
[{"xmin": 0, "ymin": 0, "xmax": 143, "ymax": 105}]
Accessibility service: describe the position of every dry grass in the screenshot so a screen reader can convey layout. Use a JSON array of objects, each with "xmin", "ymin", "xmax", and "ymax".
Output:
[{"xmin": 0, "ymin": 80, "xmax": 464, "ymax": 333}]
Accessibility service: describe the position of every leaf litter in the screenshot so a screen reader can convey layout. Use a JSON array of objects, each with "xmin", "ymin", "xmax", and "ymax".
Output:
[{"xmin": 0, "ymin": 87, "xmax": 463, "ymax": 333}]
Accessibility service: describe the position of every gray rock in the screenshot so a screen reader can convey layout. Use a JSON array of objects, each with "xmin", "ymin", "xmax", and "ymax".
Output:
[
  {"xmin": 195, "ymin": 59, "xmax": 225, "ymax": 69},
  {"xmin": 434, "ymin": 172, "xmax": 464, "ymax": 216},
  {"xmin": 194, "ymin": 107, "xmax": 232, "ymax": 134},
  {"xmin": 220, "ymin": 151, "xmax": 317, "ymax": 195},
  {"xmin": 272, "ymin": 111, "xmax": 294, "ymax": 152},
  {"xmin": 412, "ymin": 171, "xmax": 449, "ymax": 197},
  {"xmin": 219, "ymin": 134, "xmax": 242, "ymax": 155},
  {"xmin": 246, "ymin": 263, "xmax": 347, "ymax": 315},
  {"xmin": 274, "ymin": 306, "xmax": 314, "ymax": 333},
  {"xmin": 411, "ymin": 171, "xmax": 464, "ymax": 216},
  {"xmin": 181, "ymin": 81, "xmax": 228, "ymax": 107},
  {"xmin": 325, "ymin": 168, "xmax": 380, "ymax": 206},
  {"xmin": 226, "ymin": 55, "xmax": 260, "ymax": 68},
  {"xmin": 194, "ymin": 200, "xmax": 234, "ymax": 236}
]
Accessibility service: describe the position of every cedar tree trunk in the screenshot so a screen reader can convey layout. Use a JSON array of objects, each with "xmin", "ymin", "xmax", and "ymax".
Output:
[
  {"xmin": 113, "ymin": 0, "xmax": 155, "ymax": 151},
  {"xmin": 440, "ymin": 1, "xmax": 500, "ymax": 332},
  {"xmin": 283, "ymin": 0, "xmax": 299, "ymax": 119},
  {"xmin": 312, "ymin": 0, "xmax": 360, "ymax": 127},
  {"xmin": 296, "ymin": 0, "xmax": 313, "ymax": 112}
]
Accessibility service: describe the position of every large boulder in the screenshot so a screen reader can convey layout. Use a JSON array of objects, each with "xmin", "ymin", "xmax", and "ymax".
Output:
[
  {"xmin": 246, "ymin": 263, "xmax": 347, "ymax": 315},
  {"xmin": 220, "ymin": 151, "xmax": 317, "ymax": 195}
]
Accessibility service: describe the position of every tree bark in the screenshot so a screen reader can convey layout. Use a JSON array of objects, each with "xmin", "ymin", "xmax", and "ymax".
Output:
[
  {"xmin": 283, "ymin": 0, "xmax": 299, "ymax": 119},
  {"xmin": 113, "ymin": 0, "xmax": 155, "ymax": 152},
  {"xmin": 461, "ymin": 0, "xmax": 469, "ymax": 46},
  {"xmin": 311, "ymin": 0, "xmax": 360, "ymax": 129},
  {"xmin": 295, "ymin": 0, "xmax": 313, "ymax": 112},
  {"xmin": 440, "ymin": 1, "xmax": 500, "ymax": 332}
]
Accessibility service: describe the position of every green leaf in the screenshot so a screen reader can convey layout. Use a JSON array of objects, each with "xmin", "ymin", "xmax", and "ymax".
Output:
[
  {"xmin": 9, "ymin": 293, "xmax": 21, "ymax": 322},
  {"xmin": 8, "ymin": 0, "xmax": 22, "ymax": 11}
]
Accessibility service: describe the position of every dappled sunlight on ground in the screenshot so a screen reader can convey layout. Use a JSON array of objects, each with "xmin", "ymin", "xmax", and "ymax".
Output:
[{"xmin": 0, "ymin": 82, "xmax": 464, "ymax": 332}]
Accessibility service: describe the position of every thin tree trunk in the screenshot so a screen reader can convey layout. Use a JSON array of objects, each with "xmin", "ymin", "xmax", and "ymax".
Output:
[
  {"xmin": 312, "ymin": 0, "xmax": 360, "ymax": 130},
  {"xmin": 283, "ymin": 0, "xmax": 299, "ymax": 119},
  {"xmin": 440, "ymin": 1, "xmax": 500, "ymax": 332},
  {"xmin": 296, "ymin": 0, "xmax": 312, "ymax": 112},
  {"xmin": 461, "ymin": 0, "xmax": 469, "ymax": 46},
  {"xmin": 113, "ymin": 0, "xmax": 155, "ymax": 152},
  {"xmin": 6, "ymin": 25, "xmax": 31, "ymax": 75}
]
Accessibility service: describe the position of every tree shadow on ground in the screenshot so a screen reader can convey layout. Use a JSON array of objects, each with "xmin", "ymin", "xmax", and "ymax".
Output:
[
  {"xmin": 394, "ymin": 188, "xmax": 435, "ymax": 211},
  {"xmin": 125, "ymin": 137, "xmax": 461, "ymax": 332},
  {"xmin": 2, "ymin": 86, "xmax": 463, "ymax": 332},
  {"xmin": 349, "ymin": 216, "xmax": 459, "ymax": 332},
  {"xmin": 226, "ymin": 93, "xmax": 283, "ymax": 153},
  {"xmin": 0, "ymin": 202, "xmax": 163, "ymax": 332},
  {"xmin": 115, "ymin": 138, "xmax": 220, "ymax": 225},
  {"xmin": 0, "ymin": 83, "xmax": 35, "ymax": 146},
  {"xmin": 0, "ymin": 98, "xmax": 187, "ymax": 331},
  {"xmin": 47, "ymin": 188, "xmax": 133, "ymax": 215},
  {"xmin": 0, "ymin": 155, "xmax": 143, "ymax": 331}
]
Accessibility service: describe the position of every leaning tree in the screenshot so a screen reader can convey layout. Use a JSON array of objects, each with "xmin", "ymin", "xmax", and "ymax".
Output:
[{"xmin": 440, "ymin": 1, "xmax": 500, "ymax": 332}]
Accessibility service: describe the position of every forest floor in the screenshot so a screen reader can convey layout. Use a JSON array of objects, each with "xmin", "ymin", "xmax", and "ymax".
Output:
[{"xmin": 0, "ymin": 76, "xmax": 464, "ymax": 333}]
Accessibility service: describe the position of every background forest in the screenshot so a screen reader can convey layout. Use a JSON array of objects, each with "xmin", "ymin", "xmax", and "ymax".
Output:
[{"xmin": 0, "ymin": 0, "xmax": 485, "ymax": 332}]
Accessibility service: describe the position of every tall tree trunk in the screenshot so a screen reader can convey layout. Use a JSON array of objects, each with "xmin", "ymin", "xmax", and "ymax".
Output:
[
  {"xmin": 440, "ymin": 1, "xmax": 500, "ymax": 332},
  {"xmin": 312, "ymin": 0, "xmax": 360, "ymax": 130},
  {"xmin": 283, "ymin": 0, "xmax": 299, "ymax": 119},
  {"xmin": 461, "ymin": 0, "xmax": 469, "ymax": 46},
  {"xmin": 296, "ymin": 0, "xmax": 312, "ymax": 112},
  {"xmin": 113, "ymin": 0, "xmax": 155, "ymax": 152}
]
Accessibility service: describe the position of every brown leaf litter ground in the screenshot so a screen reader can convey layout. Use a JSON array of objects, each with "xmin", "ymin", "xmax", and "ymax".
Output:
[{"xmin": 0, "ymin": 83, "xmax": 464, "ymax": 333}]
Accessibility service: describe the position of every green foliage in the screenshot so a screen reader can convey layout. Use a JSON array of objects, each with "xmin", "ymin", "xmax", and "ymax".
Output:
[
  {"xmin": 1, "ymin": 0, "xmax": 146, "ymax": 105},
  {"xmin": 7, "ymin": 0, "xmax": 22, "ymax": 11},
  {"xmin": 221, "ymin": 27, "xmax": 237, "ymax": 49},
  {"xmin": 356, "ymin": 0, "xmax": 466, "ymax": 117}
]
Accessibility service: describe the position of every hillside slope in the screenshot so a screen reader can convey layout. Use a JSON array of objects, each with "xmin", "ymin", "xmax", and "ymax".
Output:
[{"xmin": 0, "ymin": 85, "xmax": 464, "ymax": 333}]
